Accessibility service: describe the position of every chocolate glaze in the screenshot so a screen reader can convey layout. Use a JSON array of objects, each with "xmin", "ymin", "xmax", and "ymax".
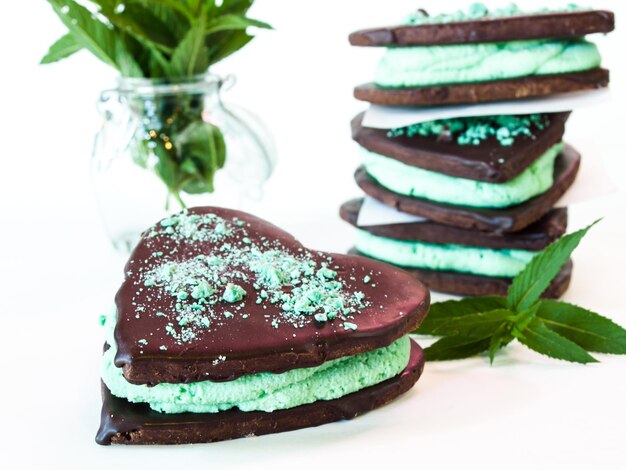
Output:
[
  {"xmin": 355, "ymin": 144, "xmax": 580, "ymax": 233},
  {"xmin": 349, "ymin": 249, "xmax": 572, "ymax": 298},
  {"xmin": 340, "ymin": 198, "xmax": 567, "ymax": 251},
  {"xmin": 349, "ymin": 10, "xmax": 615, "ymax": 47},
  {"xmin": 354, "ymin": 68, "xmax": 609, "ymax": 107},
  {"xmin": 96, "ymin": 340, "xmax": 425, "ymax": 445},
  {"xmin": 352, "ymin": 112, "xmax": 570, "ymax": 183},
  {"xmin": 114, "ymin": 207, "xmax": 429, "ymax": 385}
]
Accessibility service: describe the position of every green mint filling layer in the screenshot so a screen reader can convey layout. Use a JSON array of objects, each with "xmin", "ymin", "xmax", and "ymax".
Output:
[
  {"xmin": 404, "ymin": 3, "xmax": 588, "ymax": 25},
  {"xmin": 355, "ymin": 230, "xmax": 535, "ymax": 277},
  {"xmin": 374, "ymin": 39, "xmax": 600, "ymax": 87},
  {"xmin": 362, "ymin": 142, "xmax": 563, "ymax": 208},
  {"xmin": 102, "ymin": 336, "xmax": 411, "ymax": 414}
]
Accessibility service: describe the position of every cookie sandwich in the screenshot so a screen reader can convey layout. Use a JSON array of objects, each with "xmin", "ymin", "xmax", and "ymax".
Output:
[
  {"xmin": 96, "ymin": 207, "xmax": 430, "ymax": 445},
  {"xmin": 341, "ymin": 199, "xmax": 571, "ymax": 297},
  {"xmin": 352, "ymin": 111, "xmax": 578, "ymax": 233},
  {"xmin": 350, "ymin": 4, "xmax": 614, "ymax": 106}
]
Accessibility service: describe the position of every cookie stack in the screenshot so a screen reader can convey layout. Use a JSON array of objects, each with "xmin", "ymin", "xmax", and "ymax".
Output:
[{"xmin": 341, "ymin": 4, "xmax": 614, "ymax": 297}]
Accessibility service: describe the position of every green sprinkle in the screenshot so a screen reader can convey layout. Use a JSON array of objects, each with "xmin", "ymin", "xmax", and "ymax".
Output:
[
  {"xmin": 343, "ymin": 322, "xmax": 358, "ymax": 331},
  {"xmin": 363, "ymin": 275, "xmax": 371, "ymax": 284},
  {"xmin": 138, "ymin": 339, "xmax": 148, "ymax": 345},
  {"xmin": 99, "ymin": 314, "xmax": 107, "ymax": 326},
  {"xmin": 314, "ymin": 313, "xmax": 328, "ymax": 322},
  {"xmin": 316, "ymin": 267, "xmax": 337, "ymax": 280},
  {"xmin": 388, "ymin": 114, "xmax": 549, "ymax": 147},
  {"xmin": 160, "ymin": 216, "xmax": 179, "ymax": 227},
  {"xmin": 159, "ymin": 345, "xmax": 168, "ymax": 351},
  {"xmin": 222, "ymin": 283, "xmax": 246, "ymax": 303},
  {"xmin": 191, "ymin": 281, "xmax": 215, "ymax": 300}
]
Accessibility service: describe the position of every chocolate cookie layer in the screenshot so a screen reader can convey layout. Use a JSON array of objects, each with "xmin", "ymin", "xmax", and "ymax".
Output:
[
  {"xmin": 115, "ymin": 207, "xmax": 429, "ymax": 385},
  {"xmin": 96, "ymin": 340, "xmax": 425, "ymax": 445},
  {"xmin": 354, "ymin": 68, "xmax": 609, "ymax": 106},
  {"xmin": 340, "ymin": 198, "xmax": 567, "ymax": 250},
  {"xmin": 352, "ymin": 112, "xmax": 569, "ymax": 183},
  {"xmin": 349, "ymin": 249, "xmax": 572, "ymax": 298},
  {"xmin": 355, "ymin": 144, "xmax": 579, "ymax": 233},
  {"xmin": 349, "ymin": 10, "xmax": 614, "ymax": 47}
]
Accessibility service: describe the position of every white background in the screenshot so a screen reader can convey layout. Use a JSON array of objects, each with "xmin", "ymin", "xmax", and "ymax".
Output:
[{"xmin": 1, "ymin": 1, "xmax": 625, "ymax": 469}]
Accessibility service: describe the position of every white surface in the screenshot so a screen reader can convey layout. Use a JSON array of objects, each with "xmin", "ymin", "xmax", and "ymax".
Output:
[
  {"xmin": 363, "ymin": 89, "xmax": 611, "ymax": 128},
  {"xmin": 0, "ymin": 1, "xmax": 625, "ymax": 469}
]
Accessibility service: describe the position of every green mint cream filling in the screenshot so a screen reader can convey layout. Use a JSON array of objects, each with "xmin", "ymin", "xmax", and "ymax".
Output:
[
  {"xmin": 355, "ymin": 230, "xmax": 536, "ymax": 278},
  {"xmin": 362, "ymin": 142, "xmax": 563, "ymax": 208},
  {"xmin": 102, "ymin": 336, "xmax": 410, "ymax": 414},
  {"xmin": 101, "ymin": 311, "xmax": 411, "ymax": 414},
  {"xmin": 374, "ymin": 39, "xmax": 600, "ymax": 88}
]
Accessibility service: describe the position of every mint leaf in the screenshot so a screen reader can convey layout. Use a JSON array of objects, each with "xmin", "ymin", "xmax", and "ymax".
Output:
[
  {"xmin": 488, "ymin": 323, "xmax": 513, "ymax": 364},
  {"xmin": 207, "ymin": 30, "xmax": 254, "ymax": 65},
  {"xmin": 425, "ymin": 309, "xmax": 511, "ymax": 338},
  {"xmin": 424, "ymin": 336, "xmax": 491, "ymax": 361},
  {"xmin": 538, "ymin": 300, "xmax": 626, "ymax": 354},
  {"xmin": 98, "ymin": 2, "xmax": 178, "ymax": 51},
  {"xmin": 40, "ymin": 33, "xmax": 82, "ymax": 64},
  {"xmin": 170, "ymin": 22, "xmax": 210, "ymax": 76},
  {"xmin": 47, "ymin": 0, "xmax": 140, "ymax": 73},
  {"xmin": 205, "ymin": 14, "xmax": 272, "ymax": 34},
  {"xmin": 507, "ymin": 221, "xmax": 599, "ymax": 312},
  {"xmin": 514, "ymin": 318, "xmax": 598, "ymax": 364},
  {"xmin": 415, "ymin": 296, "xmax": 507, "ymax": 335}
]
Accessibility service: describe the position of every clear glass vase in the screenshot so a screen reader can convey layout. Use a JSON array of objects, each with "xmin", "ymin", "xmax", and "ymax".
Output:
[{"xmin": 92, "ymin": 74, "xmax": 275, "ymax": 253}]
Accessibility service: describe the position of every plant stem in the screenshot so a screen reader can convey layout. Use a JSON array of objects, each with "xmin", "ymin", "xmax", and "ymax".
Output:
[{"xmin": 172, "ymin": 190, "xmax": 186, "ymax": 209}]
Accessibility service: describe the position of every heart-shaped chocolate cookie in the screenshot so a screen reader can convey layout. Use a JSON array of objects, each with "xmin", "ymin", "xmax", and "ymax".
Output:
[{"xmin": 98, "ymin": 207, "xmax": 429, "ymax": 445}]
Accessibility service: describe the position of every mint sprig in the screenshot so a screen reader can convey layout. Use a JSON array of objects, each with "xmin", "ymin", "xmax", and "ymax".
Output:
[
  {"xmin": 414, "ymin": 221, "xmax": 626, "ymax": 364},
  {"xmin": 41, "ymin": 1, "xmax": 272, "ymax": 208}
]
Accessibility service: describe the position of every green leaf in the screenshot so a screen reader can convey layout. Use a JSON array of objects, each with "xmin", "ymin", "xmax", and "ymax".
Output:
[
  {"xmin": 176, "ymin": 121, "xmax": 226, "ymax": 194},
  {"xmin": 415, "ymin": 296, "xmax": 507, "ymax": 335},
  {"xmin": 507, "ymin": 221, "xmax": 599, "ymax": 312},
  {"xmin": 424, "ymin": 336, "xmax": 491, "ymax": 361},
  {"xmin": 217, "ymin": 0, "xmax": 254, "ymax": 15},
  {"xmin": 205, "ymin": 14, "xmax": 272, "ymax": 35},
  {"xmin": 424, "ymin": 309, "xmax": 511, "ymax": 339},
  {"xmin": 115, "ymin": 36, "xmax": 144, "ymax": 77},
  {"xmin": 143, "ymin": 0, "xmax": 195, "ymax": 22},
  {"xmin": 538, "ymin": 300, "xmax": 626, "ymax": 354},
  {"xmin": 511, "ymin": 303, "xmax": 540, "ymax": 335},
  {"xmin": 488, "ymin": 323, "xmax": 513, "ymax": 364},
  {"xmin": 40, "ymin": 33, "xmax": 82, "ymax": 64},
  {"xmin": 170, "ymin": 22, "xmax": 210, "ymax": 76},
  {"xmin": 514, "ymin": 318, "xmax": 598, "ymax": 364},
  {"xmin": 135, "ymin": 0, "xmax": 192, "ymax": 41},
  {"xmin": 207, "ymin": 30, "xmax": 253, "ymax": 65},
  {"xmin": 46, "ymin": 0, "xmax": 141, "ymax": 74},
  {"xmin": 97, "ymin": 2, "xmax": 178, "ymax": 51}
]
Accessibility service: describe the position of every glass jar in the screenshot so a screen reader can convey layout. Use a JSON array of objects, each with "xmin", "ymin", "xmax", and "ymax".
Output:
[{"xmin": 92, "ymin": 74, "xmax": 275, "ymax": 253}]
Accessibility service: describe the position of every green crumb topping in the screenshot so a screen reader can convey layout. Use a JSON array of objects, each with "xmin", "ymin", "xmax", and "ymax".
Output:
[
  {"xmin": 387, "ymin": 114, "xmax": 549, "ymax": 147},
  {"xmin": 134, "ymin": 210, "xmax": 373, "ymax": 345},
  {"xmin": 405, "ymin": 3, "xmax": 587, "ymax": 25},
  {"xmin": 222, "ymin": 283, "xmax": 246, "ymax": 303}
]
